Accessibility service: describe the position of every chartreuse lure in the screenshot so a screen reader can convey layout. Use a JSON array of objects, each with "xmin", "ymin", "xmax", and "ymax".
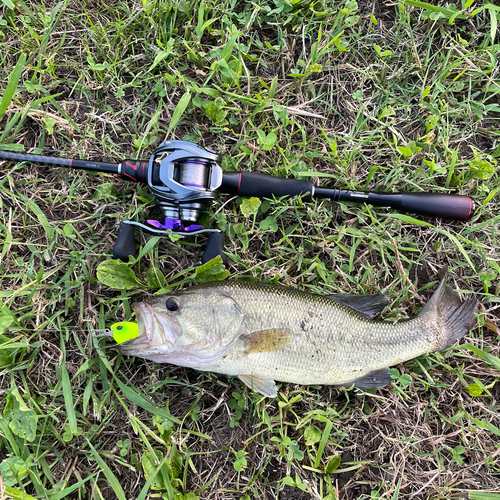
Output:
[{"xmin": 110, "ymin": 322, "xmax": 140, "ymax": 344}]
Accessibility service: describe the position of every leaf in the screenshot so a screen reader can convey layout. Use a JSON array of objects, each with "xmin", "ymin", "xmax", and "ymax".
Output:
[
  {"xmin": 314, "ymin": 420, "xmax": 333, "ymax": 468},
  {"xmin": 222, "ymin": 31, "xmax": 239, "ymax": 61},
  {"xmin": 137, "ymin": 236, "xmax": 162, "ymax": 261},
  {"xmin": 146, "ymin": 267, "xmax": 164, "ymax": 289},
  {"xmin": 489, "ymin": 5, "xmax": 498, "ymax": 43},
  {"xmin": 471, "ymin": 418, "xmax": 500, "ymax": 437},
  {"xmin": 374, "ymin": 44, "xmax": 392, "ymax": 57},
  {"xmin": 195, "ymin": 255, "xmax": 230, "ymax": 281},
  {"xmin": 233, "ymin": 450, "xmax": 247, "ymax": 472},
  {"xmin": 352, "ymin": 89, "xmax": 363, "ymax": 101},
  {"xmin": 205, "ymin": 99, "xmax": 227, "ymax": 124},
  {"xmin": 325, "ymin": 455, "xmax": 341, "ymax": 473},
  {"xmin": 256, "ymin": 131, "xmax": 277, "ymax": 151},
  {"xmin": 114, "ymin": 377, "xmax": 180, "ymax": 423},
  {"xmin": 5, "ymin": 408, "xmax": 38, "ymax": 442},
  {"xmin": 149, "ymin": 50, "xmax": 172, "ymax": 71},
  {"xmin": 389, "ymin": 214, "xmax": 434, "ymax": 226},
  {"xmin": 273, "ymin": 102, "xmax": 288, "ymax": 123},
  {"xmin": 49, "ymin": 473, "xmax": 98, "ymax": 500},
  {"xmin": 142, "ymin": 450, "xmax": 166, "ymax": 490},
  {"xmin": 240, "ymin": 197, "xmax": 262, "ymax": 217},
  {"xmin": 167, "ymin": 92, "xmax": 191, "ymax": 137},
  {"xmin": 0, "ymin": 53, "xmax": 26, "ymax": 120},
  {"xmin": 0, "ymin": 316, "xmax": 14, "ymax": 334},
  {"xmin": 404, "ymin": 0, "xmax": 467, "ymax": 20},
  {"xmin": 0, "ymin": 457, "xmax": 29, "ymax": 487},
  {"xmin": 259, "ymin": 216, "xmax": 278, "ymax": 232},
  {"xmin": 86, "ymin": 439, "xmax": 127, "ymax": 500},
  {"xmin": 42, "ymin": 116, "xmax": 56, "ymax": 134},
  {"xmin": 27, "ymin": 200, "xmax": 55, "ymax": 242},
  {"xmin": 435, "ymin": 229, "xmax": 476, "ymax": 271},
  {"xmin": 0, "ymin": 335, "xmax": 23, "ymax": 367},
  {"xmin": 469, "ymin": 493, "xmax": 500, "ymax": 500},
  {"xmin": 397, "ymin": 146, "xmax": 413, "ymax": 157},
  {"xmin": 96, "ymin": 260, "xmax": 144, "ymax": 290},
  {"xmin": 468, "ymin": 383, "xmax": 483, "ymax": 397},
  {"xmin": 2, "ymin": 486, "xmax": 37, "ymax": 500},
  {"xmin": 92, "ymin": 182, "xmax": 117, "ymax": 202},
  {"xmin": 467, "ymin": 345, "xmax": 500, "ymax": 371},
  {"xmin": 1, "ymin": 0, "xmax": 15, "ymax": 9},
  {"xmin": 304, "ymin": 425, "xmax": 321, "ymax": 446},
  {"xmin": 60, "ymin": 346, "xmax": 78, "ymax": 435}
]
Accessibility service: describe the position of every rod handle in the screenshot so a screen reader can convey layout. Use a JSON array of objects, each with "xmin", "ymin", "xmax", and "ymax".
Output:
[
  {"xmin": 221, "ymin": 172, "xmax": 313, "ymax": 201},
  {"xmin": 400, "ymin": 192, "xmax": 475, "ymax": 221}
]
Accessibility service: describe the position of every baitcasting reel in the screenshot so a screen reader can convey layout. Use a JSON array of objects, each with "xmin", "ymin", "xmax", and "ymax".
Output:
[{"xmin": 113, "ymin": 140, "xmax": 226, "ymax": 263}]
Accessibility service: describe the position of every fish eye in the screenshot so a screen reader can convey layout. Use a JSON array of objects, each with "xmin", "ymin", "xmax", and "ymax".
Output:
[{"xmin": 166, "ymin": 297, "xmax": 181, "ymax": 312}]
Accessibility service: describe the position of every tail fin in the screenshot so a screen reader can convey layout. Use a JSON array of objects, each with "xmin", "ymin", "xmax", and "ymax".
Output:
[{"xmin": 419, "ymin": 276, "xmax": 478, "ymax": 348}]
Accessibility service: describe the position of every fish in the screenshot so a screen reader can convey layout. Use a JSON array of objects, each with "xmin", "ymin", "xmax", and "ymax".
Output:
[{"xmin": 112, "ymin": 276, "xmax": 478, "ymax": 397}]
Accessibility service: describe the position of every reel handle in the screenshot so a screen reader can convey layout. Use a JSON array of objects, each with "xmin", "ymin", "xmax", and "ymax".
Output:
[
  {"xmin": 113, "ymin": 223, "xmax": 137, "ymax": 261},
  {"xmin": 201, "ymin": 232, "xmax": 227, "ymax": 265}
]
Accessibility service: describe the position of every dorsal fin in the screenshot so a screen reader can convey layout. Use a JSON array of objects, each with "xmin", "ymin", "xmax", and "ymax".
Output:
[{"xmin": 326, "ymin": 293, "xmax": 390, "ymax": 319}]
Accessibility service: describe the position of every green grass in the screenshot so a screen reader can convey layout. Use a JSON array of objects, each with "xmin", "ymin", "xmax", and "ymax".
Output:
[{"xmin": 1, "ymin": 0, "xmax": 499, "ymax": 498}]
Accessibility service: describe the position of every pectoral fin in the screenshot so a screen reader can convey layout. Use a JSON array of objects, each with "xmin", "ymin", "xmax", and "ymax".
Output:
[
  {"xmin": 242, "ymin": 328, "xmax": 293, "ymax": 354},
  {"xmin": 238, "ymin": 374, "xmax": 278, "ymax": 397},
  {"xmin": 327, "ymin": 293, "xmax": 390, "ymax": 319}
]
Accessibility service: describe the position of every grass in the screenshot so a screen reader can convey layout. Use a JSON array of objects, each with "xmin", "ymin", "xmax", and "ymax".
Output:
[{"xmin": 0, "ymin": 0, "xmax": 499, "ymax": 498}]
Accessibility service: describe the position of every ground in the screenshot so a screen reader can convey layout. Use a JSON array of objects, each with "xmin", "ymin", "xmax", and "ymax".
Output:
[{"xmin": 0, "ymin": 0, "xmax": 499, "ymax": 499}]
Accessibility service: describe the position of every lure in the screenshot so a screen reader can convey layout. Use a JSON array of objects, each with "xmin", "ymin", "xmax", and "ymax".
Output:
[{"xmin": 110, "ymin": 322, "xmax": 140, "ymax": 344}]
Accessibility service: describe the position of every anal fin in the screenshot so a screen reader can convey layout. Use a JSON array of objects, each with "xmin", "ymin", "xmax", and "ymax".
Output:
[
  {"xmin": 238, "ymin": 374, "xmax": 278, "ymax": 397},
  {"xmin": 350, "ymin": 368, "xmax": 392, "ymax": 389}
]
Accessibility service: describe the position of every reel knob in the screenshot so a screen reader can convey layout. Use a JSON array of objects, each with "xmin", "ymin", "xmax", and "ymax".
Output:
[
  {"xmin": 113, "ymin": 223, "xmax": 137, "ymax": 261},
  {"xmin": 201, "ymin": 232, "xmax": 227, "ymax": 265}
]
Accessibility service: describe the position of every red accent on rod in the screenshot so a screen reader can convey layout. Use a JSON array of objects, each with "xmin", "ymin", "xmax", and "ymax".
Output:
[{"xmin": 467, "ymin": 198, "xmax": 473, "ymax": 219}]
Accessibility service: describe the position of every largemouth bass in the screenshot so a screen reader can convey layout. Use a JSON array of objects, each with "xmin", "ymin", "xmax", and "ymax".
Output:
[{"xmin": 113, "ymin": 277, "xmax": 477, "ymax": 397}]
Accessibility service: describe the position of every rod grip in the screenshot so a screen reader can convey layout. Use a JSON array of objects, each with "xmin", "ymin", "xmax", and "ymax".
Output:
[
  {"xmin": 221, "ymin": 172, "xmax": 313, "ymax": 201},
  {"xmin": 400, "ymin": 193, "xmax": 475, "ymax": 221}
]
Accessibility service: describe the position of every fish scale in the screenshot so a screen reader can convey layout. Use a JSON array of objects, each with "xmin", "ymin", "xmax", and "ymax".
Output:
[{"xmin": 115, "ymin": 277, "xmax": 478, "ymax": 397}]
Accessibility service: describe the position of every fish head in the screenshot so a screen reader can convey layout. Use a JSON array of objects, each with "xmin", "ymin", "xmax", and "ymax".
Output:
[{"xmin": 118, "ymin": 287, "xmax": 245, "ymax": 367}]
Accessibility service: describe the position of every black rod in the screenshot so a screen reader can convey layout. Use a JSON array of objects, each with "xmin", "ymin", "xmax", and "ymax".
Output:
[{"xmin": 0, "ymin": 150, "xmax": 120, "ymax": 174}]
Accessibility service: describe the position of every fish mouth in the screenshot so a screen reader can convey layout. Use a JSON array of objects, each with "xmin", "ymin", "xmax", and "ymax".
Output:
[{"xmin": 118, "ymin": 303, "xmax": 178, "ymax": 355}]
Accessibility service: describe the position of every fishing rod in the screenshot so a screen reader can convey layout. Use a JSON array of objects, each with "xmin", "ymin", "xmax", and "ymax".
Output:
[{"xmin": 0, "ymin": 141, "xmax": 475, "ymax": 263}]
